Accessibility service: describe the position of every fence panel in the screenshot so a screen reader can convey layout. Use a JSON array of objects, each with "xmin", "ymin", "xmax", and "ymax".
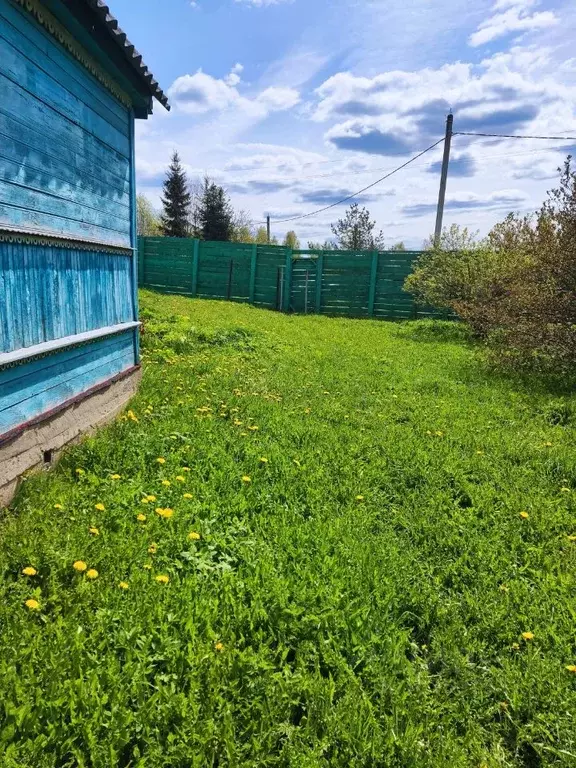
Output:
[{"xmin": 138, "ymin": 237, "xmax": 448, "ymax": 321}]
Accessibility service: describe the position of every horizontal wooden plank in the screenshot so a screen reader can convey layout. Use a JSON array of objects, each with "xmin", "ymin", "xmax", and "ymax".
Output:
[
  {"xmin": 0, "ymin": 112, "xmax": 130, "ymax": 196},
  {"xmin": 0, "ymin": 0, "xmax": 127, "ymax": 124},
  {"xmin": 0, "ymin": 321, "xmax": 139, "ymax": 367},
  {"xmin": 0, "ymin": 200, "xmax": 130, "ymax": 248},
  {"xmin": 0, "ymin": 179, "xmax": 129, "ymax": 234},
  {"xmin": 0, "ymin": 332, "xmax": 135, "ymax": 433}
]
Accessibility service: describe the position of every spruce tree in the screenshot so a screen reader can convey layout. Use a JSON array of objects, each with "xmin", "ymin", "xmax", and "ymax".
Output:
[
  {"xmin": 160, "ymin": 151, "xmax": 191, "ymax": 238},
  {"xmin": 199, "ymin": 179, "xmax": 234, "ymax": 241}
]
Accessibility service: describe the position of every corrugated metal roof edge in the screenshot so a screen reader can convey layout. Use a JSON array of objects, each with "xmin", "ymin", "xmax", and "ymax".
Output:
[{"xmin": 81, "ymin": 0, "xmax": 170, "ymax": 111}]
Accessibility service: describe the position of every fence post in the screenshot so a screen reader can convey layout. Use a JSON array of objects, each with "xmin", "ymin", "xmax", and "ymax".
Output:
[
  {"xmin": 249, "ymin": 244, "xmax": 257, "ymax": 304},
  {"xmin": 283, "ymin": 249, "xmax": 293, "ymax": 313},
  {"xmin": 191, "ymin": 239, "xmax": 199, "ymax": 297},
  {"xmin": 137, "ymin": 237, "xmax": 145, "ymax": 286},
  {"xmin": 315, "ymin": 252, "xmax": 324, "ymax": 313},
  {"xmin": 368, "ymin": 251, "xmax": 379, "ymax": 317}
]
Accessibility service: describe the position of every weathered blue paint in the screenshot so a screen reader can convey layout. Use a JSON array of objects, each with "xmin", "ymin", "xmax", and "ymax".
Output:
[
  {"xmin": 129, "ymin": 108, "xmax": 140, "ymax": 363},
  {"xmin": 0, "ymin": 0, "xmax": 165, "ymax": 443},
  {"xmin": 0, "ymin": 242, "xmax": 134, "ymax": 354},
  {"xmin": 0, "ymin": 0, "xmax": 131, "ymax": 247},
  {"xmin": 0, "ymin": 330, "xmax": 135, "ymax": 434}
]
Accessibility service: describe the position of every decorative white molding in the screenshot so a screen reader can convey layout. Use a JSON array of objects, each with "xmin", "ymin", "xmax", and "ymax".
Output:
[{"xmin": 0, "ymin": 322, "xmax": 141, "ymax": 368}]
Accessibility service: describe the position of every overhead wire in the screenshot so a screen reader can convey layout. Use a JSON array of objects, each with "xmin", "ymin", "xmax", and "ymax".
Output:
[
  {"xmin": 455, "ymin": 131, "xmax": 576, "ymax": 141},
  {"xmin": 263, "ymin": 137, "xmax": 446, "ymax": 224}
]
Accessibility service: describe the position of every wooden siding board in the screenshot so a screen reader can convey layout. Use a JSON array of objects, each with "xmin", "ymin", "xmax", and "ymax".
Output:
[
  {"xmin": 0, "ymin": 1, "xmax": 132, "ymax": 245},
  {"xmin": 0, "ymin": 1, "xmax": 127, "ymax": 124},
  {"xmin": 0, "ymin": 112, "xmax": 131, "ymax": 198},
  {"xmin": 0, "ymin": 243, "xmax": 134, "ymax": 354},
  {"xmin": 0, "ymin": 331, "xmax": 135, "ymax": 434}
]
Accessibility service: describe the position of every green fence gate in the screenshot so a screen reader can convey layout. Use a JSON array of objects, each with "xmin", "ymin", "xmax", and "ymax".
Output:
[{"xmin": 138, "ymin": 237, "xmax": 448, "ymax": 320}]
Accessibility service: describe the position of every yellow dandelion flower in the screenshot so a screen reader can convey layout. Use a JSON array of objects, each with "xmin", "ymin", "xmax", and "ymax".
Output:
[
  {"xmin": 175, "ymin": 476, "xmax": 185, "ymax": 483},
  {"xmin": 22, "ymin": 567, "xmax": 37, "ymax": 577},
  {"xmin": 435, "ymin": 431, "xmax": 444, "ymax": 437},
  {"xmin": 95, "ymin": 503, "xmax": 105, "ymax": 512},
  {"xmin": 543, "ymin": 441, "xmax": 553, "ymax": 447},
  {"xmin": 54, "ymin": 503, "xmax": 63, "ymax": 510},
  {"xmin": 119, "ymin": 581, "xmax": 129, "ymax": 590},
  {"xmin": 155, "ymin": 574, "xmax": 169, "ymax": 584},
  {"xmin": 183, "ymin": 493, "xmax": 194, "ymax": 499},
  {"xmin": 25, "ymin": 599, "xmax": 40, "ymax": 611},
  {"xmin": 215, "ymin": 642, "xmax": 224, "ymax": 652},
  {"xmin": 147, "ymin": 495, "xmax": 157, "ymax": 502},
  {"xmin": 511, "ymin": 642, "xmax": 520, "ymax": 650},
  {"xmin": 522, "ymin": 631, "xmax": 534, "ymax": 641},
  {"xmin": 356, "ymin": 495, "xmax": 365, "ymax": 501},
  {"xmin": 234, "ymin": 420, "xmax": 243, "ymax": 426},
  {"xmin": 566, "ymin": 665, "xmax": 576, "ymax": 673},
  {"xmin": 248, "ymin": 425, "xmax": 259, "ymax": 431},
  {"xmin": 73, "ymin": 560, "xmax": 87, "ymax": 572},
  {"xmin": 259, "ymin": 457, "xmax": 269, "ymax": 463},
  {"xmin": 141, "ymin": 498, "xmax": 149, "ymax": 504},
  {"xmin": 161, "ymin": 480, "xmax": 171, "ymax": 487},
  {"xmin": 148, "ymin": 543, "xmax": 158, "ymax": 554},
  {"xmin": 89, "ymin": 527, "xmax": 100, "ymax": 536},
  {"xmin": 156, "ymin": 458, "xmax": 166, "ymax": 465},
  {"xmin": 137, "ymin": 513, "xmax": 147, "ymax": 523},
  {"xmin": 242, "ymin": 475, "xmax": 252, "ymax": 483},
  {"xmin": 182, "ymin": 467, "xmax": 191, "ymax": 472},
  {"xmin": 188, "ymin": 531, "xmax": 201, "ymax": 541},
  {"xmin": 86, "ymin": 569, "xmax": 99, "ymax": 580},
  {"xmin": 75, "ymin": 468, "xmax": 85, "ymax": 475},
  {"xmin": 476, "ymin": 450, "xmax": 484, "ymax": 455},
  {"xmin": 568, "ymin": 535, "xmax": 576, "ymax": 542},
  {"xmin": 520, "ymin": 511, "xmax": 529, "ymax": 520},
  {"xmin": 143, "ymin": 564, "xmax": 152, "ymax": 570},
  {"xmin": 111, "ymin": 474, "xmax": 122, "ymax": 480}
]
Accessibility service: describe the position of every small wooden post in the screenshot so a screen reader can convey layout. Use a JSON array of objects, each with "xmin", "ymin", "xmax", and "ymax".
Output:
[
  {"xmin": 249, "ymin": 244, "xmax": 257, "ymax": 304},
  {"xmin": 368, "ymin": 251, "xmax": 379, "ymax": 317},
  {"xmin": 283, "ymin": 250, "xmax": 293, "ymax": 313},
  {"xmin": 315, "ymin": 252, "xmax": 324, "ymax": 314},
  {"xmin": 227, "ymin": 259, "xmax": 234, "ymax": 300},
  {"xmin": 191, "ymin": 239, "xmax": 199, "ymax": 297}
]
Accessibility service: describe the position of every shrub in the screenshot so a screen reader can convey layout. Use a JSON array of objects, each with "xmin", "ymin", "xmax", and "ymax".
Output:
[{"xmin": 405, "ymin": 160, "xmax": 576, "ymax": 373}]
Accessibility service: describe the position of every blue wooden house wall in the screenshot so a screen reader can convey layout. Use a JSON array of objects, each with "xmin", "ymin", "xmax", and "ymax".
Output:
[{"xmin": 0, "ymin": 0, "xmax": 159, "ymax": 439}]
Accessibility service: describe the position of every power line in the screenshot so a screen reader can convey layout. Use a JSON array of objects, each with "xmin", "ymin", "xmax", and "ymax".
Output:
[
  {"xmin": 265, "ymin": 137, "xmax": 446, "ymax": 225},
  {"xmin": 455, "ymin": 131, "xmax": 576, "ymax": 141}
]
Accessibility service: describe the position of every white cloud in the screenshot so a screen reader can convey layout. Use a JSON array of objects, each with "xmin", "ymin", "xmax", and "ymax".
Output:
[
  {"xmin": 469, "ymin": 0, "xmax": 557, "ymax": 47},
  {"xmin": 225, "ymin": 63, "xmax": 244, "ymax": 87},
  {"xmin": 256, "ymin": 86, "xmax": 300, "ymax": 111},
  {"xmin": 167, "ymin": 67, "xmax": 299, "ymax": 118}
]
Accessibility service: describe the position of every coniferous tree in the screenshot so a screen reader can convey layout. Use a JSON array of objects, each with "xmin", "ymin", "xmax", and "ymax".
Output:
[
  {"xmin": 160, "ymin": 151, "xmax": 191, "ymax": 238},
  {"xmin": 199, "ymin": 178, "xmax": 234, "ymax": 241},
  {"xmin": 331, "ymin": 203, "xmax": 385, "ymax": 251}
]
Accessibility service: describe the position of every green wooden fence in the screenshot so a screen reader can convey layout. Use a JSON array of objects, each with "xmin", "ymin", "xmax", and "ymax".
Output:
[{"xmin": 138, "ymin": 237, "xmax": 446, "ymax": 320}]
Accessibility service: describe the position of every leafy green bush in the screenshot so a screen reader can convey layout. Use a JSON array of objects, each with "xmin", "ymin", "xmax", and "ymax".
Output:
[{"xmin": 405, "ymin": 161, "xmax": 576, "ymax": 373}]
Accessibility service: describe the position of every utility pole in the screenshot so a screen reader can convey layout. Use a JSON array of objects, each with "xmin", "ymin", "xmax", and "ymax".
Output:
[
  {"xmin": 266, "ymin": 215, "xmax": 271, "ymax": 244},
  {"xmin": 434, "ymin": 113, "xmax": 453, "ymax": 247}
]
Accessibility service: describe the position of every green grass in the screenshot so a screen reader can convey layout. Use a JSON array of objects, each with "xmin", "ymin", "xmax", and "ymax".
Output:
[{"xmin": 1, "ymin": 290, "xmax": 576, "ymax": 767}]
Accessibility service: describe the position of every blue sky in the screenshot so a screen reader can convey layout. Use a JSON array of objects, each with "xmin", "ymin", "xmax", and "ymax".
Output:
[{"xmin": 113, "ymin": 0, "xmax": 576, "ymax": 246}]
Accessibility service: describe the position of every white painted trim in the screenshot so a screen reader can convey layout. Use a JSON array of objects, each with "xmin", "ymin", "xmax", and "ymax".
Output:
[{"xmin": 0, "ymin": 322, "xmax": 141, "ymax": 367}]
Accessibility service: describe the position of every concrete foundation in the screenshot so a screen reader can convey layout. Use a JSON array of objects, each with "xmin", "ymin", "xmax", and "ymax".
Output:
[{"xmin": 0, "ymin": 367, "xmax": 141, "ymax": 507}]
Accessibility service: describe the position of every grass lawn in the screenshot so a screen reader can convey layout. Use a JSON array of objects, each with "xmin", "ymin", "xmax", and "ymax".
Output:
[{"xmin": 1, "ymin": 290, "xmax": 576, "ymax": 767}]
